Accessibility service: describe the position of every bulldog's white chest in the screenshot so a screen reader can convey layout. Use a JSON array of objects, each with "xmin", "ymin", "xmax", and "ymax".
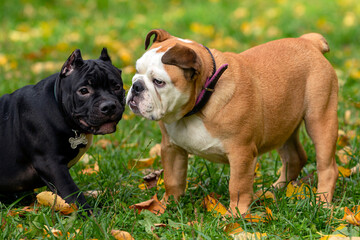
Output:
[{"xmin": 164, "ymin": 116, "xmax": 228, "ymax": 163}]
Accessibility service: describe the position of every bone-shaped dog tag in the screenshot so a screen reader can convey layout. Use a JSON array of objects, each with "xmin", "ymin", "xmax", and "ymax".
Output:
[{"xmin": 69, "ymin": 131, "xmax": 88, "ymax": 149}]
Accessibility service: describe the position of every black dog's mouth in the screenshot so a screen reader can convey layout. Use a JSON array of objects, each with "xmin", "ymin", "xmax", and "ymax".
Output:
[{"xmin": 79, "ymin": 119, "xmax": 119, "ymax": 135}]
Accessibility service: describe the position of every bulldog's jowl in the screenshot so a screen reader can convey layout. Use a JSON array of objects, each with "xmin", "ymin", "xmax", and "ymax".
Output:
[{"xmin": 0, "ymin": 48, "xmax": 125, "ymax": 213}]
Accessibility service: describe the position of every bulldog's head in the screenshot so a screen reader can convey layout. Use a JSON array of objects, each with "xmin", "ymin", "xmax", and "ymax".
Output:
[
  {"xmin": 57, "ymin": 48, "xmax": 126, "ymax": 134},
  {"xmin": 126, "ymin": 29, "xmax": 210, "ymax": 123}
]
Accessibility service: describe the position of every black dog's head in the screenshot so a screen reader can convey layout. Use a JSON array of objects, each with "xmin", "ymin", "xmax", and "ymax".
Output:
[{"xmin": 56, "ymin": 48, "xmax": 125, "ymax": 135}]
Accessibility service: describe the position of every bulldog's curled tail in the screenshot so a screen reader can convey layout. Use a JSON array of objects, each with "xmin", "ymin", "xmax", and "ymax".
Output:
[{"xmin": 300, "ymin": 33, "xmax": 330, "ymax": 54}]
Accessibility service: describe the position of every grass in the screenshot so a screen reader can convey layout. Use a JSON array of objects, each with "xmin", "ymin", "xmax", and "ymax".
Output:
[{"xmin": 1, "ymin": 0, "xmax": 360, "ymax": 239}]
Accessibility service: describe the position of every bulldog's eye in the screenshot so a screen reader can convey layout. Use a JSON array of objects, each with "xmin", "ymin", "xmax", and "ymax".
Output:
[{"xmin": 153, "ymin": 79, "xmax": 165, "ymax": 87}]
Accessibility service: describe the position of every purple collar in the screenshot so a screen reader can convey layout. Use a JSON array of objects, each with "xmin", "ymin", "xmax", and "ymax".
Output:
[{"xmin": 184, "ymin": 46, "xmax": 228, "ymax": 117}]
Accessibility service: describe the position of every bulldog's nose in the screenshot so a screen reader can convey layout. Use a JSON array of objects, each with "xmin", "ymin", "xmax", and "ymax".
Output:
[
  {"xmin": 132, "ymin": 81, "xmax": 145, "ymax": 95},
  {"xmin": 100, "ymin": 101, "xmax": 117, "ymax": 115}
]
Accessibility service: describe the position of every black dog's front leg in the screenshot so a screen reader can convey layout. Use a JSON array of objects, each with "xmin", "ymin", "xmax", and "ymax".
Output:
[{"xmin": 33, "ymin": 159, "xmax": 92, "ymax": 214}]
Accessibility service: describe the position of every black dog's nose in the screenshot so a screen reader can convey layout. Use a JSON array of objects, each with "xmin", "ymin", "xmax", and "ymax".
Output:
[
  {"xmin": 132, "ymin": 81, "xmax": 145, "ymax": 95},
  {"xmin": 100, "ymin": 101, "xmax": 117, "ymax": 115}
]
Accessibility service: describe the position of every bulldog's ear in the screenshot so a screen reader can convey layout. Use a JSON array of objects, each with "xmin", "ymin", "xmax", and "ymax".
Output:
[
  {"xmin": 60, "ymin": 49, "xmax": 84, "ymax": 77},
  {"xmin": 162, "ymin": 44, "xmax": 201, "ymax": 81},
  {"xmin": 99, "ymin": 47, "xmax": 112, "ymax": 63},
  {"xmin": 145, "ymin": 29, "xmax": 172, "ymax": 50}
]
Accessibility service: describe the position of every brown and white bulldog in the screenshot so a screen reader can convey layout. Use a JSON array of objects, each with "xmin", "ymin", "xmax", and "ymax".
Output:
[{"xmin": 126, "ymin": 29, "xmax": 339, "ymax": 215}]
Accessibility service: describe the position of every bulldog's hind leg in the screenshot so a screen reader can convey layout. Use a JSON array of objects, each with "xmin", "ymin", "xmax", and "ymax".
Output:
[
  {"xmin": 304, "ymin": 85, "xmax": 338, "ymax": 204},
  {"xmin": 273, "ymin": 127, "xmax": 307, "ymax": 188}
]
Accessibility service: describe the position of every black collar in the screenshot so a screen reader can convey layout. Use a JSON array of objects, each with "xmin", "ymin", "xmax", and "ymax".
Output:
[{"xmin": 184, "ymin": 46, "xmax": 228, "ymax": 117}]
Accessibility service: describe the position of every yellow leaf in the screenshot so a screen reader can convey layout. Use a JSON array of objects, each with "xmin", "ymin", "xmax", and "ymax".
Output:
[
  {"xmin": 111, "ymin": 230, "xmax": 134, "ymax": 240},
  {"xmin": 338, "ymin": 166, "xmax": 351, "ymax": 177},
  {"xmin": 342, "ymin": 206, "xmax": 360, "ymax": 226},
  {"xmin": 286, "ymin": 182, "xmax": 315, "ymax": 199},
  {"xmin": 230, "ymin": 231, "xmax": 267, "ymax": 239},
  {"xmin": 36, "ymin": 191, "xmax": 77, "ymax": 214},
  {"xmin": 202, "ymin": 194, "xmax": 228, "ymax": 216},
  {"xmin": 224, "ymin": 222, "xmax": 243, "ymax": 235},
  {"xmin": 127, "ymin": 157, "xmax": 156, "ymax": 169},
  {"xmin": 95, "ymin": 138, "xmax": 112, "ymax": 149}
]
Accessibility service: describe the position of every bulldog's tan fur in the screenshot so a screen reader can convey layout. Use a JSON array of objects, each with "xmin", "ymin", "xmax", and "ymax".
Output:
[{"xmin": 128, "ymin": 29, "xmax": 339, "ymax": 215}]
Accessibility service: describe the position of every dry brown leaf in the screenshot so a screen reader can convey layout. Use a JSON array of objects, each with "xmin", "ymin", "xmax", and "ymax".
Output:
[
  {"xmin": 202, "ymin": 194, "xmax": 229, "ymax": 216},
  {"xmin": 142, "ymin": 169, "xmax": 164, "ymax": 189},
  {"xmin": 337, "ymin": 146, "xmax": 353, "ymax": 164},
  {"xmin": 149, "ymin": 144, "xmax": 161, "ymax": 158},
  {"xmin": 36, "ymin": 191, "xmax": 77, "ymax": 214},
  {"xmin": 337, "ymin": 130, "xmax": 350, "ymax": 147},
  {"xmin": 129, "ymin": 194, "xmax": 166, "ymax": 215},
  {"xmin": 111, "ymin": 230, "xmax": 134, "ymax": 240},
  {"xmin": 127, "ymin": 157, "xmax": 156, "ymax": 169},
  {"xmin": 7, "ymin": 205, "xmax": 37, "ymax": 217}
]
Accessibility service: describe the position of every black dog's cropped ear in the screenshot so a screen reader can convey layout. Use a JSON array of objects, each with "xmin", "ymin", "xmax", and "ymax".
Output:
[
  {"xmin": 60, "ymin": 49, "xmax": 84, "ymax": 77},
  {"xmin": 99, "ymin": 47, "xmax": 112, "ymax": 63}
]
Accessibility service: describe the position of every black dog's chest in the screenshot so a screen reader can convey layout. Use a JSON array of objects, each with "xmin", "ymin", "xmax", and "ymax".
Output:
[{"xmin": 67, "ymin": 134, "xmax": 93, "ymax": 168}]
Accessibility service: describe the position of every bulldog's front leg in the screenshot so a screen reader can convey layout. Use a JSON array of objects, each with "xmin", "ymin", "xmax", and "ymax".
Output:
[
  {"xmin": 227, "ymin": 145, "xmax": 258, "ymax": 215},
  {"xmin": 33, "ymin": 157, "xmax": 91, "ymax": 212},
  {"xmin": 161, "ymin": 143, "xmax": 188, "ymax": 203}
]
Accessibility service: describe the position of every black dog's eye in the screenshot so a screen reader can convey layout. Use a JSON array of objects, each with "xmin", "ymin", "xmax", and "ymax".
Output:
[
  {"xmin": 153, "ymin": 79, "xmax": 165, "ymax": 87},
  {"xmin": 78, "ymin": 87, "xmax": 90, "ymax": 96}
]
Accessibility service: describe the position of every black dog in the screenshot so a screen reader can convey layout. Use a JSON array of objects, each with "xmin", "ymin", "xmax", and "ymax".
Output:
[{"xmin": 0, "ymin": 48, "xmax": 125, "ymax": 212}]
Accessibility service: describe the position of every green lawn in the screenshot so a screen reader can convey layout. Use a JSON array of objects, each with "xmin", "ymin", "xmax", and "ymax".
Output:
[{"xmin": 1, "ymin": 0, "xmax": 360, "ymax": 239}]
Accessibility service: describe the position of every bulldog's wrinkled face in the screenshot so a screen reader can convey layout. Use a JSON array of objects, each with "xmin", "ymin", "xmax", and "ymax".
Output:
[
  {"xmin": 58, "ymin": 48, "xmax": 126, "ymax": 135},
  {"xmin": 126, "ymin": 47, "xmax": 191, "ymax": 123}
]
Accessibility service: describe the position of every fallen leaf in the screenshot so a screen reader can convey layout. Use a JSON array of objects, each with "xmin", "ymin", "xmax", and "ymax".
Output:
[
  {"xmin": 142, "ymin": 169, "xmax": 164, "ymax": 189},
  {"xmin": 44, "ymin": 225, "xmax": 63, "ymax": 237},
  {"xmin": 224, "ymin": 222, "xmax": 243, "ymax": 235},
  {"xmin": 286, "ymin": 182, "xmax": 316, "ymax": 199},
  {"xmin": 149, "ymin": 144, "xmax": 161, "ymax": 158},
  {"xmin": 230, "ymin": 231, "xmax": 267, "ymax": 239},
  {"xmin": 202, "ymin": 194, "xmax": 229, "ymax": 216},
  {"xmin": 351, "ymin": 164, "xmax": 360, "ymax": 175},
  {"xmin": 95, "ymin": 138, "xmax": 113, "ymax": 149},
  {"xmin": 337, "ymin": 146, "xmax": 353, "ymax": 164},
  {"xmin": 7, "ymin": 205, "xmax": 37, "ymax": 217},
  {"xmin": 83, "ymin": 190, "xmax": 103, "ymax": 198},
  {"xmin": 342, "ymin": 206, "xmax": 360, "ymax": 226},
  {"xmin": 129, "ymin": 194, "xmax": 166, "ymax": 215},
  {"xmin": 111, "ymin": 229, "xmax": 134, "ymax": 240},
  {"xmin": 36, "ymin": 191, "xmax": 77, "ymax": 214},
  {"xmin": 80, "ymin": 162, "xmax": 99, "ymax": 175},
  {"xmin": 254, "ymin": 189, "xmax": 275, "ymax": 201},
  {"xmin": 127, "ymin": 157, "xmax": 156, "ymax": 169},
  {"xmin": 337, "ymin": 130, "xmax": 349, "ymax": 147},
  {"xmin": 338, "ymin": 166, "xmax": 351, "ymax": 178}
]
